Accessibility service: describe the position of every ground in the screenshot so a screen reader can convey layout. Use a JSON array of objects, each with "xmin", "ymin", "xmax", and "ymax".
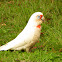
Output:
[{"xmin": 0, "ymin": 0, "xmax": 62, "ymax": 62}]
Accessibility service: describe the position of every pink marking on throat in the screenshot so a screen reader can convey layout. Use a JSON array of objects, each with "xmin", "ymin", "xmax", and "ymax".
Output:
[{"xmin": 36, "ymin": 25, "xmax": 41, "ymax": 28}]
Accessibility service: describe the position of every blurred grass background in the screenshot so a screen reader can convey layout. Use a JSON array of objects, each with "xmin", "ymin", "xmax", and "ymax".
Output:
[{"xmin": 0, "ymin": 0, "xmax": 62, "ymax": 62}]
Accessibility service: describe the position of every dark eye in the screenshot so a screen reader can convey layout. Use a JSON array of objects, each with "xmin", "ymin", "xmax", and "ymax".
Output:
[{"xmin": 37, "ymin": 16, "xmax": 40, "ymax": 19}]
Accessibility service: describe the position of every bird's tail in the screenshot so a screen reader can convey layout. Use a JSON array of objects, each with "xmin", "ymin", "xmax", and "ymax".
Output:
[
  {"xmin": 0, "ymin": 44, "xmax": 9, "ymax": 51},
  {"xmin": 0, "ymin": 40, "xmax": 14, "ymax": 51},
  {"xmin": 0, "ymin": 39, "xmax": 17, "ymax": 51}
]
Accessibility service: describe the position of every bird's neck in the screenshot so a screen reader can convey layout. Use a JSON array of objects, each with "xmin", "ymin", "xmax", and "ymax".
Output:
[
  {"xmin": 25, "ymin": 21, "xmax": 41, "ymax": 29},
  {"xmin": 24, "ymin": 18, "xmax": 42, "ymax": 30}
]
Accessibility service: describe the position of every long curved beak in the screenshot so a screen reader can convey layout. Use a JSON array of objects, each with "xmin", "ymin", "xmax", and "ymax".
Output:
[{"xmin": 41, "ymin": 16, "xmax": 45, "ymax": 22}]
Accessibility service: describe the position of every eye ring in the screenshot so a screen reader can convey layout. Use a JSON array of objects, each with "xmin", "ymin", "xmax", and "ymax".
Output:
[{"xmin": 37, "ymin": 16, "xmax": 40, "ymax": 19}]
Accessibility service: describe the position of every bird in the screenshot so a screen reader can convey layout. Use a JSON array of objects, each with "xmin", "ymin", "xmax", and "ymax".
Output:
[{"xmin": 0, "ymin": 12, "xmax": 45, "ymax": 52}]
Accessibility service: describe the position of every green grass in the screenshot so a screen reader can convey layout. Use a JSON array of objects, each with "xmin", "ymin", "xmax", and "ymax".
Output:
[{"xmin": 0, "ymin": 0, "xmax": 62, "ymax": 62}]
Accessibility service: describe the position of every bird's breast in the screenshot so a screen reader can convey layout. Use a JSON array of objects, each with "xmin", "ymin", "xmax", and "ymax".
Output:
[
  {"xmin": 23, "ymin": 26, "xmax": 41, "ymax": 43},
  {"xmin": 32, "ymin": 26, "xmax": 41, "ymax": 41}
]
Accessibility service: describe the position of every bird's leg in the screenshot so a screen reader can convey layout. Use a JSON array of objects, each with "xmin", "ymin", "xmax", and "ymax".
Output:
[{"xmin": 25, "ymin": 47, "xmax": 31, "ymax": 53}]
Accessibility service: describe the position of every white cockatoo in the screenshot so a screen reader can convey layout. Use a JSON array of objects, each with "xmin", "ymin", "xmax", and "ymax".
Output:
[{"xmin": 0, "ymin": 12, "xmax": 45, "ymax": 52}]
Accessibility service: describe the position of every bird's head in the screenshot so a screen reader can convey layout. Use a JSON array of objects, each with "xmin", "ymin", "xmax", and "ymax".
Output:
[{"xmin": 29, "ymin": 12, "xmax": 45, "ymax": 25}]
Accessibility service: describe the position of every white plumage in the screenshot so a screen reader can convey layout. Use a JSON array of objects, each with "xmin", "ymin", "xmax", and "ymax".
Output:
[{"xmin": 0, "ymin": 12, "xmax": 45, "ymax": 52}]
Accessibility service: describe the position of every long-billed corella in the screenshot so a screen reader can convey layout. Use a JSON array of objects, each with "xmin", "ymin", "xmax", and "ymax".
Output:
[{"xmin": 0, "ymin": 12, "xmax": 45, "ymax": 52}]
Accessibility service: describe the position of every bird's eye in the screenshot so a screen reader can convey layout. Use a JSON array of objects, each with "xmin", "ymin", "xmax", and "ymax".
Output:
[{"xmin": 37, "ymin": 16, "xmax": 40, "ymax": 19}]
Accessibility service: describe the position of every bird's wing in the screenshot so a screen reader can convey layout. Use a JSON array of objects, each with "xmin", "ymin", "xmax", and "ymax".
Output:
[{"xmin": 0, "ymin": 31, "xmax": 34, "ymax": 51}]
